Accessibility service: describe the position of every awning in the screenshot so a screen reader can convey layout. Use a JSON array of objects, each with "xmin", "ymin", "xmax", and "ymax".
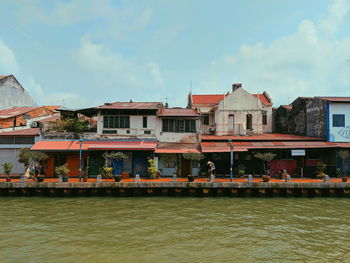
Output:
[
  {"xmin": 200, "ymin": 141, "xmax": 340, "ymax": 153},
  {"xmin": 31, "ymin": 140, "xmax": 157, "ymax": 151},
  {"xmin": 155, "ymin": 143, "xmax": 200, "ymax": 154}
]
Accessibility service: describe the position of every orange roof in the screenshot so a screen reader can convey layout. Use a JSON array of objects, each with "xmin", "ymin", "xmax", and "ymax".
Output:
[
  {"xmin": 44, "ymin": 106, "xmax": 61, "ymax": 112},
  {"xmin": 0, "ymin": 75, "xmax": 9, "ymax": 80},
  {"xmin": 158, "ymin": 108, "xmax": 199, "ymax": 117},
  {"xmin": 0, "ymin": 107, "xmax": 39, "ymax": 119},
  {"xmin": 281, "ymin": 105, "xmax": 292, "ymax": 110},
  {"xmin": 252, "ymin": 93, "xmax": 272, "ymax": 106},
  {"xmin": 97, "ymin": 102, "xmax": 162, "ymax": 110},
  {"xmin": 201, "ymin": 133, "xmax": 324, "ymax": 141},
  {"xmin": 201, "ymin": 141, "xmax": 339, "ymax": 152},
  {"xmin": 31, "ymin": 140, "xmax": 157, "ymax": 151},
  {"xmin": 37, "ymin": 115, "xmax": 60, "ymax": 123},
  {"xmin": 191, "ymin": 94, "xmax": 225, "ymax": 106},
  {"xmin": 155, "ymin": 143, "xmax": 200, "ymax": 153},
  {"xmin": 0, "ymin": 128, "xmax": 40, "ymax": 136}
]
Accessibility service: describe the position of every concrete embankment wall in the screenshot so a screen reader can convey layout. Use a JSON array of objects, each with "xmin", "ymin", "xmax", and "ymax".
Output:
[{"xmin": 0, "ymin": 182, "xmax": 349, "ymax": 197}]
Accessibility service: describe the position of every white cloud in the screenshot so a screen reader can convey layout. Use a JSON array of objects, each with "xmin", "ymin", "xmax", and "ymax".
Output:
[
  {"xmin": 148, "ymin": 61, "xmax": 164, "ymax": 87},
  {"xmin": 209, "ymin": 0, "xmax": 350, "ymax": 105},
  {"xmin": 0, "ymin": 38, "xmax": 21, "ymax": 75}
]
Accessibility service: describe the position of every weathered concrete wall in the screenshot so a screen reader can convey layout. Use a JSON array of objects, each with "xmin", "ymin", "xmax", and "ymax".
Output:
[
  {"xmin": 0, "ymin": 76, "xmax": 37, "ymax": 109},
  {"xmin": 328, "ymin": 102, "xmax": 350, "ymax": 142},
  {"xmin": 273, "ymin": 107, "xmax": 290, "ymax": 133},
  {"xmin": 306, "ymin": 99, "xmax": 327, "ymax": 138}
]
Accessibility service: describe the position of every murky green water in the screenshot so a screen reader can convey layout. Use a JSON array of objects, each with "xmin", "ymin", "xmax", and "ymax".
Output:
[{"xmin": 0, "ymin": 197, "xmax": 349, "ymax": 263}]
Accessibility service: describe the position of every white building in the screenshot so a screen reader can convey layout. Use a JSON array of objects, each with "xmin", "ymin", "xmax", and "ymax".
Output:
[
  {"xmin": 0, "ymin": 75, "xmax": 37, "ymax": 109},
  {"xmin": 188, "ymin": 83, "xmax": 273, "ymax": 136}
]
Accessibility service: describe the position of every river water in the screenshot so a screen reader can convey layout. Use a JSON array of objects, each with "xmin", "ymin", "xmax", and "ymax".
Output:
[{"xmin": 0, "ymin": 197, "xmax": 349, "ymax": 263}]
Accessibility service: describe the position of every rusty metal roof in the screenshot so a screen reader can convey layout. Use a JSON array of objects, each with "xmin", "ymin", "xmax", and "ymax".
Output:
[
  {"xmin": 0, "ymin": 128, "xmax": 40, "ymax": 136},
  {"xmin": 97, "ymin": 102, "xmax": 162, "ymax": 110},
  {"xmin": 155, "ymin": 142, "xmax": 200, "ymax": 153},
  {"xmin": 158, "ymin": 108, "xmax": 199, "ymax": 117},
  {"xmin": 317, "ymin": 97, "xmax": 350, "ymax": 102},
  {"xmin": 0, "ymin": 107, "xmax": 39, "ymax": 119}
]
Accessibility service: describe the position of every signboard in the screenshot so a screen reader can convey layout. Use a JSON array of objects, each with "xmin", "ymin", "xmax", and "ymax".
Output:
[{"xmin": 291, "ymin": 149, "xmax": 305, "ymax": 156}]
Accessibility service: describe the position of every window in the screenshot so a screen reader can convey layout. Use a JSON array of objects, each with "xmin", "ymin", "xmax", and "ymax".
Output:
[
  {"xmin": 201, "ymin": 114, "xmax": 209, "ymax": 125},
  {"xmin": 102, "ymin": 130, "xmax": 117, "ymax": 134},
  {"xmin": 246, "ymin": 114, "xmax": 253, "ymax": 130},
  {"xmin": 0, "ymin": 136, "xmax": 35, "ymax": 144},
  {"xmin": 162, "ymin": 119, "xmax": 196, "ymax": 133},
  {"xmin": 144, "ymin": 130, "xmax": 151, "ymax": 134},
  {"xmin": 143, "ymin": 116, "xmax": 147, "ymax": 128},
  {"xmin": 333, "ymin": 114, "xmax": 345, "ymax": 127},
  {"xmin": 103, "ymin": 115, "xmax": 130, "ymax": 128},
  {"xmin": 262, "ymin": 114, "xmax": 267, "ymax": 125}
]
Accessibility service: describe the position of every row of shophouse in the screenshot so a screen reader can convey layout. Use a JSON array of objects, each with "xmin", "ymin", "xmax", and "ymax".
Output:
[{"xmin": 1, "ymin": 74, "xmax": 350, "ymax": 177}]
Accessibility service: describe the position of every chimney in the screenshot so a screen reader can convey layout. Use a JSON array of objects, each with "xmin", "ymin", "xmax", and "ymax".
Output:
[{"xmin": 232, "ymin": 83, "xmax": 242, "ymax": 92}]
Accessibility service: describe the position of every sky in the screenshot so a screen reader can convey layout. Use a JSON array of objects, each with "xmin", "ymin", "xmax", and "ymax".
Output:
[{"xmin": 0, "ymin": 0, "xmax": 350, "ymax": 109}]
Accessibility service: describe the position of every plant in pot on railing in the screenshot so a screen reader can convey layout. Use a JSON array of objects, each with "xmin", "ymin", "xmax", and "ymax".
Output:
[
  {"xmin": 236, "ymin": 163, "xmax": 246, "ymax": 178},
  {"xmin": 103, "ymin": 152, "xmax": 128, "ymax": 182},
  {"xmin": 338, "ymin": 150, "xmax": 349, "ymax": 182},
  {"xmin": 55, "ymin": 164, "xmax": 70, "ymax": 182},
  {"xmin": 182, "ymin": 152, "xmax": 205, "ymax": 182},
  {"xmin": 254, "ymin": 152, "xmax": 276, "ymax": 182},
  {"xmin": 147, "ymin": 159, "xmax": 158, "ymax": 179},
  {"xmin": 101, "ymin": 166, "xmax": 113, "ymax": 180},
  {"xmin": 315, "ymin": 161, "xmax": 327, "ymax": 179},
  {"xmin": 31, "ymin": 151, "xmax": 49, "ymax": 182},
  {"xmin": 2, "ymin": 163, "xmax": 13, "ymax": 182}
]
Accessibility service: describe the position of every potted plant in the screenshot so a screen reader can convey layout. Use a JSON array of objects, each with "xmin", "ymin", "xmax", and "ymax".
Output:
[
  {"xmin": 254, "ymin": 152, "xmax": 276, "ymax": 182},
  {"xmin": 31, "ymin": 151, "xmax": 49, "ymax": 182},
  {"xmin": 55, "ymin": 164, "xmax": 70, "ymax": 182},
  {"xmin": 103, "ymin": 152, "xmax": 128, "ymax": 181},
  {"xmin": 101, "ymin": 166, "xmax": 113, "ymax": 179},
  {"xmin": 2, "ymin": 163, "xmax": 13, "ymax": 182},
  {"xmin": 182, "ymin": 152, "xmax": 204, "ymax": 181},
  {"xmin": 315, "ymin": 161, "xmax": 327, "ymax": 179},
  {"xmin": 237, "ymin": 163, "xmax": 245, "ymax": 178},
  {"xmin": 342, "ymin": 176, "xmax": 348, "ymax": 182},
  {"xmin": 147, "ymin": 159, "xmax": 158, "ymax": 179}
]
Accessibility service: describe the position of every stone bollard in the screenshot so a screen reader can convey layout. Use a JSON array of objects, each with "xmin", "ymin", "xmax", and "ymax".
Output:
[
  {"xmin": 20, "ymin": 174, "xmax": 27, "ymax": 183},
  {"xmin": 96, "ymin": 174, "xmax": 102, "ymax": 182},
  {"xmin": 285, "ymin": 174, "xmax": 291, "ymax": 182},
  {"xmin": 210, "ymin": 174, "xmax": 215, "ymax": 182},
  {"xmin": 247, "ymin": 174, "xmax": 253, "ymax": 183},
  {"xmin": 323, "ymin": 175, "xmax": 329, "ymax": 182},
  {"xmin": 135, "ymin": 174, "xmax": 140, "ymax": 182},
  {"xmin": 172, "ymin": 173, "xmax": 177, "ymax": 182},
  {"xmin": 58, "ymin": 175, "xmax": 63, "ymax": 183}
]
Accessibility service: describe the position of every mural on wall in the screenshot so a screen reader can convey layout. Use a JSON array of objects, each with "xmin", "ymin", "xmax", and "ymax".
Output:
[{"xmin": 338, "ymin": 126, "xmax": 350, "ymax": 139}]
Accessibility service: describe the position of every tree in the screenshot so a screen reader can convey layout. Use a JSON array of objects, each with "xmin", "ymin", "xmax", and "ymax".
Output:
[
  {"xmin": 254, "ymin": 152, "xmax": 276, "ymax": 175},
  {"xmin": 51, "ymin": 118, "xmax": 89, "ymax": 134},
  {"xmin": 18, "ymin": 148, "xmax": 31, "ymax": 167}
]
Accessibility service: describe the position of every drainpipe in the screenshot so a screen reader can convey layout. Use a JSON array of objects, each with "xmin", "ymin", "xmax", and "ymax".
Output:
[
  {"xmin": 326, "ymin": 102, "xmax": 330, "ymax": 141},
  {"xmin": 79, "ymin": 136, "xmax": 83, "ymax": 181}
]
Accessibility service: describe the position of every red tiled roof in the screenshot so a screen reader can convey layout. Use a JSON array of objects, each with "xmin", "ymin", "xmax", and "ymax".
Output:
[
  {"xmin": 281, "ymin": 105, "xmax": 292, "ymax": 110},
  {"xmin": 155, "ymin": 143, "xmax": 200, "ymax": 153},
  {"xmin": 201, "ymin": 133, "xmax": 324, "ymax": 141},
  {"xmin": 0, "ymin": 128, "xmax": 40, "ymax": 136},
  {"xmin": 0, "ymin": 75, "xmax": 9, "ymax": 80},
  {"xmin": 0, "ymin": 107, "xmax": 39, "ymax": 119},
  {"xmin": 252, "ymin": 94, "xmax": 272, "ymax": 106},
  {"xmin": 317, "ymin": 97, "xmax": 350, "ymax": 102},
  {"xmin": 201, "ymin": 141, "xmax": 339, "ymax": 152},
  {"xmin": 158, "ymin": 108, "xmax": 199, "ymax": 117},
  {"xmin": 97, "ymin": 102, "xmax": 162, "ymax": 110},
  {"xmin": 31, "ymin": 140, "xmax": 157, "ymax": 151},
  {"xmin": 191, "ymin": 95, "xmax": 225, "ymax": 106}
]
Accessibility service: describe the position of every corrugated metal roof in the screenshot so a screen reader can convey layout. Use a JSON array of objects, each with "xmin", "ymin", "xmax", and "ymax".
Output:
[
  {"xmin": 0, "ymin": 107, "xmax": 39, "ymax": 119},
  {"xmin": 201, "ymin": 133, "xmax": 324, "ymax": 141},
  {"xmin": 201, "ymin": 141, "xmax": 341, "ymax": 152},
  {"xmin": 0, "ymin": 128, "xmax": 40, "ymax": 136},
  {"xmin": 37, "ymin": 115, "xmax": 60, "ymax": 123},
  {"xmin": 31, "ymin": 140, "xmax": 157, "ymax": 151},
  {"xmin": 317, "ymin": 97, "xmax": 350, "ymax": 102},
  {"xmin": 97, "ymin": 102, "xmax": 162, "ymax": 110},
  {"xmin": 155, "ymin": 143, "xmax": 200, "ymax": 153},
  {"xmin": 158, "ymin": 108, "xmax": 199, "ymax": 117}
]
